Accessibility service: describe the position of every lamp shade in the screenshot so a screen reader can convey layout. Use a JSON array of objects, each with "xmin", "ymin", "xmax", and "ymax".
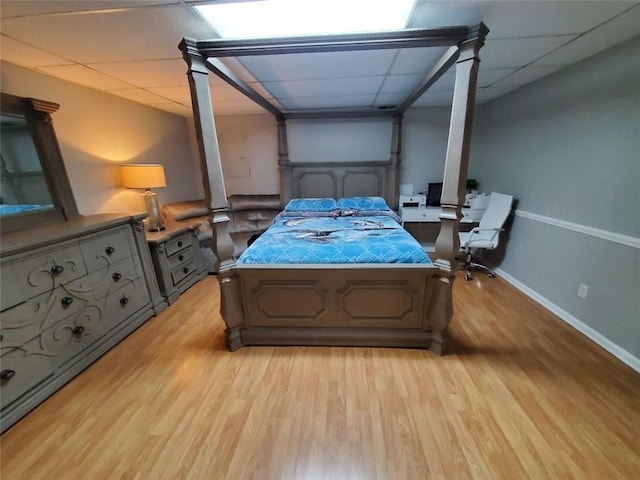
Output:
[{"xmin": 121, "ymin": 164, "xmax": 166, "ymax": 189}]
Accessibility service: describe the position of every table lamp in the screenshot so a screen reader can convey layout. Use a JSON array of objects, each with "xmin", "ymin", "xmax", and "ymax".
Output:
[{"xmin": 121, "ymin": 164, "xmax": 167, "ymax": 231}]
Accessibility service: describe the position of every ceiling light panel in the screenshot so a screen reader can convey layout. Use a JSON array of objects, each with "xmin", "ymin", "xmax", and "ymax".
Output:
[{"xmin": 195, "ymin": 0, "xmax": 416, "ymax": 38}]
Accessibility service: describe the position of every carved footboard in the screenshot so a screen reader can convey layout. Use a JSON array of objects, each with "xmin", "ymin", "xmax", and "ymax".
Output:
[{"xmin": 223, "ymin": 264, "xmax": 445, "ymax": 352}]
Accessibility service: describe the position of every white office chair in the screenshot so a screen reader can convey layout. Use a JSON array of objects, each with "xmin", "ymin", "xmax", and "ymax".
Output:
[{"xmin": 458, "ymin": 192, "xmax": 514, "ymax": 281}]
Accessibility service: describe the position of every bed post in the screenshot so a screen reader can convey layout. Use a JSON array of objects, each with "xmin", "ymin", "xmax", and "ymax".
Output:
[
  {"xmin": 430, "ymin": 23, "xmax": 488, "ymax": 354},
  {"xmin": 387, "ymin": 114, "xmax": 403, "ymax": 210},
  {"xmin": 180, "ymin": 38, "xmax": 245, "ymax": 350},
  {"xmin": 277, "ymin": 118, "xmax": 293, "ymax": 206}
]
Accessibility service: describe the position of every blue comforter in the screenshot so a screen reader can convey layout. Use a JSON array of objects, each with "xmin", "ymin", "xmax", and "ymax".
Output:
[{"xmin": 238, "ymin": 213, "xmax": 431, "ymax": 264}]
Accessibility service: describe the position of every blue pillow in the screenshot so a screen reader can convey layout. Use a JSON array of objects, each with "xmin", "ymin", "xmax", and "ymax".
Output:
[
  {"xmin": 284, "ymin": 197, "xmax": 337, "ymax": 212},
  {"xmin": 336, "ymin": 196, "xmax": 390, "ymax": 211}
]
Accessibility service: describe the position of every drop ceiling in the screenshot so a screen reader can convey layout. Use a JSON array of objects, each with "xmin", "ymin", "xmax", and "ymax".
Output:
[{"xmin": 1, "ymin": 1, "xmax": 639, "ymax": 117}]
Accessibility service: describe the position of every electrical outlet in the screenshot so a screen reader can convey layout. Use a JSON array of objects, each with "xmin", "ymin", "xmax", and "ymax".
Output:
[{"xmin": 577, "ymin": 283, "xmax": 589, "ymax": 299}]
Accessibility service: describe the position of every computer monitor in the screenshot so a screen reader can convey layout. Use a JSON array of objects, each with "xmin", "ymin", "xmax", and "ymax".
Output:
[{"xmin": 426, "ymin": 182, "xmax": 443, "ymax": 207}]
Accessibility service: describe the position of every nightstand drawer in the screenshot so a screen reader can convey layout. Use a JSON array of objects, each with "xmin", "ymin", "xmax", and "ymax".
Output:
[
  {"xmin": 165, "ymin": 232, "xmax": 191, "ymax": 256},
  {"xmin": 170, "ymin": 260, "xmax": 196, "ymax": 286},
  {"xmin": 167, "ymin": 248, "xmax": 193, "ymax": 270}
]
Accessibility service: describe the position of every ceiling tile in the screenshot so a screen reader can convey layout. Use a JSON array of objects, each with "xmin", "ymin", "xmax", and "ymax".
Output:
[
  {"xmin": 374, "ymin": 92, "xmax": 406, "ymax": 107},
  {"xmin": 410, "ymin": 0, "xmax": 634, "ymax": 37},
  {"xmin": 212, "ymin": 101, "xmax": 272, "ymax": 116},
  {"xmin": 534, "ymin": 4, "xmax": 640, "ymax": 66},
  {"xmin": 146, "ymin": 86, "xmax": 191, "ymax": 103},
  {"xmin": 481, "ymin": 35, "xmax": 576, "ymax": 69},
  {"xmin": 0, "ymin": 1, "xmax": 179, "ymax": 18},
  {"xmin": 148, "ymin": 101, "xmax": 194, "ymax": 117},
  {"xmin": 475, "ymin": 84, "xmax": 521, "ymax": 104},
  {"xmin": 90, "ymin": 59, "xmax": 190, "ymax": 88},
  {"xmin": 491, "ymin": 65, "xmax": 564, "ymax": 89},
  {"xmin": 264, "ymin": 77, "xmax": 385, "ymax": 99},
  {"xmin": 239, "ymin": 50, "xmax": 398, "ymax": 82},
  {"xmin": 36, "ymin": 64, "xmax": 131, "ymax": 89},
  {"xmin": 0, "ymin": 34, "xmax": 73, "ymax": 67},
  {"xmin": 107, "ymin": 88, "xmax": 173, "ymax": 104},
  {"xmin": 0, "ymin": 5, "xmax": 216, "ymax": 63},
  {"xmin": 389, "ymin": 46, "xmax": 450, "ymax": 75},
  {"xmin": 413, "ymin": 89, "xmax": 454, "ymax": 107},
  {"xmin": 278, "ymin": 94, "xmax": 377, "ymax": 110},
  {"xmin": 379, "ymin": 74, "xmax": 422, "ymax": 94},
  {"xmin": 477, "ymin": 68, "xmax": 518, "ymax": 88}
]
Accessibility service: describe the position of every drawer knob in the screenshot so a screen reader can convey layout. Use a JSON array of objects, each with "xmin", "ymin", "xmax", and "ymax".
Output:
[
  {"xmin": 178, "ymin": 255, "xmax": 184, "ymax": 261},
  {"xmin": 51, "ymin": 264, "xmax": 64, "ymax": 274},
  {"xmin": 177, "ymin": 241, "xmax": 183, "ymax": 247},
  {"xmin": 120, "ymin": 297, "xmax": 129, "ymax": 306},
  {"xmin": 105, "ymin": 246, "xmax": 115, "ymax": 256},
  {"xmin": 1, "ymin": 369, "xmax": 16, "ymax": 381},
  {"xmin": 72, "ymin": 326, "xmax": 85, "ymax": 336},
  {"xmin": 61, "ymin": 296, "xmax": 74, "ymax": 307},
  {"xmin": 183, "ymin": 267, "xmax": 189, "ymax": 274},
  {"xmin": 112, "ymin": 272, "xmax": 122, "ymax": 282}
]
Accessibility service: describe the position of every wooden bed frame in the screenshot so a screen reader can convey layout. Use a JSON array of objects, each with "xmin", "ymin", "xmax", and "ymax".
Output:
[{"xmin": 179, "ymin": 24, "xmax": 488, "ymax": 354}]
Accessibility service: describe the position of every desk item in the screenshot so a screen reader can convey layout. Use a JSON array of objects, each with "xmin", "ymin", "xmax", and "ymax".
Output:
[
  {"xmin": 399, "ymin": 184, "xmax": 413, "ymax": 196},
  {"xmin": 426, "ymin": 182, "xmax": 443, "ymax": 206},
  {"xmin": 399, "ymin": 194, "xmax": 426, "ymax": 208}
]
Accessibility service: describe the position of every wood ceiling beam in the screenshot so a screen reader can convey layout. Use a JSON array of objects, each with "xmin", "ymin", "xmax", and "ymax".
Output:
[
  {"xmin": 205, "ymin": 58, "xmax": 285, "ymax": 120},
  {"xmin": 394, "ymin": 46, "xmax": 460, "ymax": 114},
  {"xmin": 195, "ymin": 27, "xmax": 470, "ymax": 57}
]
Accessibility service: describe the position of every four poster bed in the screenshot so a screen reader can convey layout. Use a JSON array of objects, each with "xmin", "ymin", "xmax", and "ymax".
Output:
[{"xmin": 179, "ymin": 23, "xmax": 488, "ymax": 354}]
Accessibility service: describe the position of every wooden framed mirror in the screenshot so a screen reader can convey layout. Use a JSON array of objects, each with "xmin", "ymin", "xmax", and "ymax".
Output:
[{"xmin": 1, "ymin": 92, "xmax": 79, "ymax": 233}]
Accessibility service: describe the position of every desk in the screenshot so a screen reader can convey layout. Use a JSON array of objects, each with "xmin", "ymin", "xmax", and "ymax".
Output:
[
  {"xmin": 399, "ymin": 206, "xmax": 480, "ymax": 224},
  {"xmin": 399, "ymin": 207, "xmax": 480, "ymax": 251}
]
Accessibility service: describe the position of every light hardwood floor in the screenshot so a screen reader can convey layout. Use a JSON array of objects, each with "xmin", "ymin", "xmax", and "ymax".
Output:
[{"xmin": 1, "ymin": 273, "xmax": 638, "ymax": 479}]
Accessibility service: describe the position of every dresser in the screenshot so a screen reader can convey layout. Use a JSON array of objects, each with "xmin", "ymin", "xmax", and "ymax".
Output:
[
  {"xmin": 146, "ymin": 222, "xmax": 207, "ymax": 304},
  {"xmin": 0, "ymin": 214, "xmax": 166, "ymax": 433}
]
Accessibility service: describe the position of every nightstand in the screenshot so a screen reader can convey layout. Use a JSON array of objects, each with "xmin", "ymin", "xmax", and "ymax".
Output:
[{"xmin": 146, "ymin": 222, "xmax": 207, "ymax": 304}]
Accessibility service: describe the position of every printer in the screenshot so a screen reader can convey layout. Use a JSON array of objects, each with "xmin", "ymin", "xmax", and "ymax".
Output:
[{"xmin": 399, "ymin": 194, "xmax": 427, "ymax": 208}]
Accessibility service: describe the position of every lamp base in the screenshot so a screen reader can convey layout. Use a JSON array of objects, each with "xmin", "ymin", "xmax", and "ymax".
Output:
[{"xmin": 143, "ymin": 190, "xmax": 165, "ymax": 232}]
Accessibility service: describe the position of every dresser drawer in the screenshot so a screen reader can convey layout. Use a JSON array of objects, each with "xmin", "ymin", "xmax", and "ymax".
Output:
[
  {"xmin": 81, "ymin": 225, "xmax": 135, "ymax": 273},
  {"xmin": 67, "ymin": 256, "xmax": 143, "ymax": 301},
  {"xmin": 165, "ymin": 232, "xmax": 191, "ymax": 257},
  {"xmin": 167, "ymin": 248, "xmax": 193, "ymax": 271},
  {"xmin": 1, "ymin": 244, "xmax": 88, "ymax": 309},
  {"xmin": 103, "ymin": 278, "xmax": 150, "ymax": 328},
  {"xmin": 0, "ymin": 346, "xmax": 55, "ymax": 406},
  {"xmin": 0, "ymin": 287, "xmax": 90, "ymax": 347},
  {"xmin": 170, "ymin": 260, "xmax": 197, "ymax": 286}
]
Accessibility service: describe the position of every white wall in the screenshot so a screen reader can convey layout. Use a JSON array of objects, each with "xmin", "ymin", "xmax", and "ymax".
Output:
[
  {"xmin": 400, "ymin": 107, "xmax": 451, "ymax": 195},
  {"xmin": 1, "ymin": 62, "xmax": 202, "ymax": 216},
  {"xmin": 470, "ymin": 35, "xmax": 640, "ymax": 363},
  {"xmin": 288, "ymin": 118, "xmax": 392, "ymax": 163},
  {"xmin": 213, "ymin": 114, "xmax": 279, "ymax": 195}
]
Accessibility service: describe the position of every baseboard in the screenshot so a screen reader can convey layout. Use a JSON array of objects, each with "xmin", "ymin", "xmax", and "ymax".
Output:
[{"xmin": 494, "ymin": 267, "xmax": 640, "ymax": 373}]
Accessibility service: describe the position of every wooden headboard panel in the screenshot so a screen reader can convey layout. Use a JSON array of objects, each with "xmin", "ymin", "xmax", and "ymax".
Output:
[{"xmin": 285, "ymin": 161, "xmax": 396, "ymax": 207}]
